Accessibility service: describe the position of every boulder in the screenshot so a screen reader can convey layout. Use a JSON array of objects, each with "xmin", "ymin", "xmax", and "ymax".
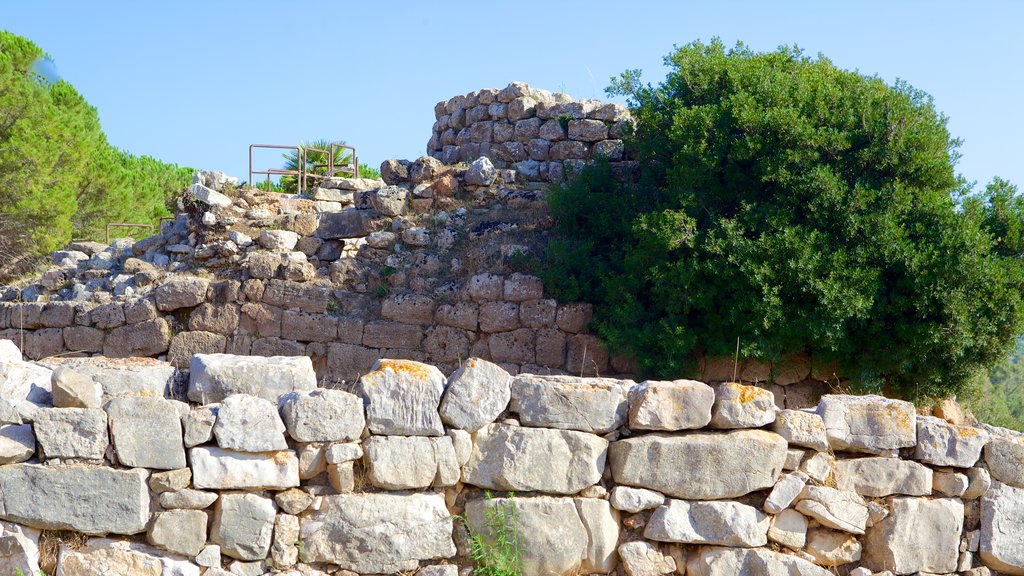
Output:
[
  {"xmin": 795, "ymin": 486, "xmax": 868, "ymax": 534},
  {"xmin": 211, "ymin": 493, "xmax": 276, "ymax": 561},
  {"xmin": 833, "ymin": 457, "xmax": 933, "ymax": 497},
  {"xmin": 154, "ymin": 276, "xmax": 209, "ymax": 311},
  {"xmin": 0, "ymin": 424, "xmax": 35, "ymax": 464},
  {"xmin": 106, "ymin": 396, "xmax": 186, "ymax": 469},
  {"xmin": 617, "ymin": 541, "xmax": 675, "ymax": 576},
  {"xmin": 915, "ymin": 415, "xmax": 989, "ymax": 467},
  {"xmin": 147, "ymin": 509, "xmax": 208, "ymax": 557},
  {"xmin": 33, "ymin": 407, "xmax": 107, "ymax": 461},
  {"xmin": 609, "ymin": 430, "xmax": 787, "ymax": 499},
  {"xmin": 462, "ymin": 423, "xmax": 607, "ymax": 494},
  {"xmin": 984, "ymin": 438, "xmax": 1024, "ymax": 488},
  {"xmin": 369, "ymin": 185, "xmax": 408, "ymax": 216},
  {"xmin": 188, "ymin": 354, "xmax": 317, "ymax": 404},
  {"xmin": 861, "ymin": 496, "xmax": 964, "ymax": 574},
  {"xmin": 362, "ymin": 435, "xmax": 459, "ymax": 489},
  {"xmin": 55, "ymin": 538, "xmax": 200, "ymax": 576},
  {"xmin": 609, "ymin": 486, "xmax": 666, "ymax": 513},
  {"xmin": 627, "ymin": 380, "xmax": 715, "ymax": 431},
  {"xmin": 645, "ymin": 499, "xmax": 769, "ymax": 547},
  {"xmin": 510, "ymin": 374, "xmax": 630, "ymax": 433},
  {"xmin": 439, "ymin": 358, "xmax": 511, "ymax": 432},
  {"xmin": 465, "ymin": 157, "xmax": 497, "ymax": 186},
  {"xmin": 36, "ymin": 356, "xmax": 175, "ymax": 400},
  {"xmin": 816, "ymin": 395, "xmax": 916, "ymax": 454},
  {"xmin": 709, "ymin": 382, "xmax": 776, "ymax": 429},
  {"xmin": 355, "ymin": 359, "xmax": 446, "ymax": 436},
  {"xmin": 213, "ymin": 394, "xmax": 287, "ymax": 452},
  {"xmin": 258, "ymin": 230, "xmax": 299, "ymax": 251},
  {"xmin": 188, "ymin": 183, "xmax": 231, "ymax": 207},
  {"xmin": 980, "ymin": 481, "xmax": 1024, "ymax": 575},
  {"xmin": 316, "ymin": 209, "xmax": 372, "ymax": 239},
  {"xmin": 278, "ymin": 389, "xmax": 365, "ymax": 442},
  {"xmin": 300, "ymin": 493, "xmax": 455, "ymax": 573},
  {"xmin": 190, "ymin": 447, "xmax": 299, "ymax": 490},
  {"xmin": 686, "ymin": 546, "xmax": 831, "ymax": 576},
  {"xmin": 773, "ymin": 409, "xmax": 829, "ymax": 452},
  {"xmin": 0, "ymin": 465, "xmax": 149, "ymax": 534}
]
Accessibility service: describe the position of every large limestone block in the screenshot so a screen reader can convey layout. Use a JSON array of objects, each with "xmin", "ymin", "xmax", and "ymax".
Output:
[
  {"xmin": 984, "ymin": 438, "xmax": 1024, "ymax": 488},
  {"xmin": 805, "ymin": 528, "xmax": 862, "ymax": 567},
  {"xmin": 300, "ymin": 493, "xmax": 455, "ymax": 573},
  {"xmin": 768, "ymin": 508, "xmax": 808, "ymax": 549},
  {"xmin": 106, "ymin": 396, "xmax": 186, "ymax": 470},
  {"xmin": 773, "ymin": 409, "xmax": 829, "ymax": 452},
  {"xmin": 363, "ymin": 435, "xmax": 459, "ymax": 489},
  {"xmin": 627, "ymin": 379, "xmax": 714, "ymax": 431},
  {"xmin": 213, "ymin": 394, "xmax": 287, "ymax": 452},
  {"xmin": 188, "ymin": 354, "xmax": 317, "ymax": 404},
  {"xmin": 915, "ymin": 415, "xmax": 989, "ymax": 467},
  {"xmin": 0, "ymin": 424, "xmax": 35, "ymax": 464},
  {"xmin": 0, "ymin": 464, "xmax": 149, "ymax": 534},
  {"xmin": 0, "ymin": 340, "xmax": 20, "ymax": 362},
  {"xmin": 861, "ymin": 496, "xmax": 964, "ymax": 574},
  {"xmin": 211, "ymin": 492, "xmax": 276, "ymax": 561},
  {"xmin": 609, "ymin": 430, "xmax": 787, "ymax": 499},
  {"xmin": 147, "ymin": 509, "xmax": 208, "ymax": 557},
  {"xmin": 466, "ymin": 495, "xmax": 587, "ymax": 576},
  {"xmin": 709, "ymin": 382, "xmax": 776, "ymax": 428},
  {"xmin": 795, "ymin": 486, "xmax": 868, "ymax": 534},
  {"xmin": 462, "ymin": 423, "xmax": 607, "ymax": 494},
  {"xmin": 154, "ymin": 275, "xmax": 209, "ymax": 311},
  {"xmin": 0, "ymin": 359, "xmax": 51, "ymax": 404},
  {"xmin": 574, "ymin": 498, "xmax": 619, "ymax": 573},
  {"xmin": 356, "ymin": 359, "xmax": 446, "ymax": 436},
  {"xmin": 510, "ymin": 374, "xmax": 631, "ymax": 433},
  {"xmin": 617, "ymin": 540, "xmax": 675, "ymax": 576},
  {"xmin": 190, "ymin": 447, "xmax": 299, "ymax": 490},
  {"xmin": 51, "ymin": 366, "xmax": 102, "ymax": 408},
  {"xmin": 279, "ymin": 389, "xmax": 365, "ymax": 442},
  {"xmin": 37, "ymin": 356, "xmax": 175, "ymax": 400},
  {"xmin": 981, "ymin": 482, "xmax": 1024, "ymax": 575},
  {"xmin": 56, "ymin": 538, "xmax": 200, "ymax": 576},
  {"xmin": 645, "ymin": 499, "xmax": 769, "ymax": 547},
  {"xmin": 33, "ymin": 407, "xmax": 107, "ymax": 461},
  {"xmin": 439, "ymin": 358, "xmax": 511, "ymax": 432},
  {"xmin": 609, "ymin": 486, "xmax": 665, "ymax": 513},
  {"xmin": 686, "ymin": 546, "xmax": 832, "ymax": 576},
  {"xmin": 833, "ymin": 457, "xmax": 933, "ymax": 497},
  {"xmin": 816, "ymin": 394, "xmax": 916, "ymax": 454}
]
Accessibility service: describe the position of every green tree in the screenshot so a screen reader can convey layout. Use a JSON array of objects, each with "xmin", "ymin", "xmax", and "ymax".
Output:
[{"xmin": 546, "ymin": 39, "xmax": 1024, "ymax": 398}]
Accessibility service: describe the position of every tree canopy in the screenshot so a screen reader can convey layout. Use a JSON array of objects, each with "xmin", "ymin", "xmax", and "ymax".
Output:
[{"xmin": 545, "ymin": 39, "xmax": 1024, "ymax": 398}]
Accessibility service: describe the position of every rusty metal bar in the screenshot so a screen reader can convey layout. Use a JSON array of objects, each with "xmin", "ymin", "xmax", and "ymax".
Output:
[
  {"xmin": 249, "ymin": 144, "xmax": 306, "ymax": 194},
  {"xmin": 249, "ymin": 142, "xmax": 361, "ymax": 194},
  {"xmin": 105, "ymin": 223, "xmax": 153, "ymax": 245},
  {"xmin": 328, "ymin": 142, "xmax": 359, "ymax": 178}
]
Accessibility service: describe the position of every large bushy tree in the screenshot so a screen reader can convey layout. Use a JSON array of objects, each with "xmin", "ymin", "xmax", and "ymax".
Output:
[{"xmin": 546, "ymin": 39, "xmax": 1024, "ymax": 397}]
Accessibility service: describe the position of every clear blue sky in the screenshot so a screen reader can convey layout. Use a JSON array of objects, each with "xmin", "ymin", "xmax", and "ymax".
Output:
[{"xmin": 4, "ymin": 1, "xmax": 1022, "ymax": 190}]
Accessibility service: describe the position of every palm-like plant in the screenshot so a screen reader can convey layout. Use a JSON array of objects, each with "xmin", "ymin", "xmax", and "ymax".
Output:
[{"xmin": 277, "ymin": 139, "xmax": 380, "ymax": 193}]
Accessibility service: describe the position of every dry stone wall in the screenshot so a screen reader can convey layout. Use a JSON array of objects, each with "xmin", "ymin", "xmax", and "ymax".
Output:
[{"xmin": 0, "ymin": 340, "xmax": 1021, "ymax": 576}]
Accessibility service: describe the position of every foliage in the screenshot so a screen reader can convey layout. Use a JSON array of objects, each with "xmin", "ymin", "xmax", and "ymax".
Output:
[
  {"xmin": 0, "ymin": 30, "xmax": 192, "ymax": 282},
  {"xmin": 963, "ymin": 337, "xmax": 1024, "ymax": 431},
  {"xmin": 464, "ymin": 492, "xmax": 523, "ymax": 576},
  {"xmin": 277, "ymin": 139, "xmax": 379, "ymax": 193},
  {"xmin": 545, "ymin": 39, "xmax": 1024, "ymax": 398}
]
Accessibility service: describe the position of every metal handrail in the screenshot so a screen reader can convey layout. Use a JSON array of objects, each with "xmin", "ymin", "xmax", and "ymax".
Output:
[
  {"xmin": 248, "ymin": 142, "xmax": 360, "ymax": 194},
  {"xmin": 249, "ymin": 144, "xmax": 308, "ymax": 194}
]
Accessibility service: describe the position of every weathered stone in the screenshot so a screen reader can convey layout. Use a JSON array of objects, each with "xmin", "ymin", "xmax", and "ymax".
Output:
[
  {"xmin": 645, "ymin": 499, "xmax": 769, "ymax": 547},
  {"xmin": 159, "ymin": 489, "xmax": 218, "ymax": 510},
  {"xmin": 211, "ymin": 492, "xmax": 276, "ymax": 561},
  {"xmin": 773, "ymin": 409, "xmax": 829, "ymax": 451},
  {"xmin": 915, "ymin": 415, "xmax": 989, "ymax": 467},
  {"xmin": 381, "ymin": 294, "xmax": 436, "ymax": 326},
  {"xmin": 259, "ymin": 229, "xmax": 299, "ymax": 251},
  {"xmin": 370, "ymin": 185, "xmax": 408, "ymax": 216},
  {"xmin": 154, "ymin": 276, "xmax": 209, "ymax": 311},
  {"xmin": 862, "ymin": 496, "xmax": 964, "ymax": 574},
  {"xmin": 510, "ymin": 374, "xmax": 630, "ymax": 433},
  {"xmin": 147, "ymin": 509, "xmax": 208, "ymax": 557},
  {"xmin": 0, "ymin": 340, "xmax": 20, "ymax": 362},
  {"xmin": 189, "ymin": 303, "xmax": 241, "ymax": 334},
  {"xmin": 710, "ymin": 382, "xmax": 776, "ymax": 428},
  {"xmin": 355, "ymin": 359, "xmax": 446, "ymax": 436},
  {"xmin": 300, "ymin": 493, "xmax": 455, "ymax": 573},
  {"xmin": 628, "ymin": 379, "xmax": 715, "ymax": 431},
  {"xmin": 805, "ymin": 528, "xmax": 862, "ymax": 567},
  {"xmin": 51, "ymin": 367, "xmax": 102, "ymax": 409},
  {"xmin": 795, "ymin": 486, "xmax": 868, "ymax": 534},
  {"xmin": 190, "ymin": 447, "xmax": 299, "ymax": 490},
  {"xmin": 56, "ymin": 538, "xmax": 200, "ymax": 576},
  {"xmin": 33, "ymin": 407, "xmax": 107, "ymax": 460},
  {"xmin": 686, "ymin": 546, "xmax": 831, "ymax": 576},
  {"xmin": 833, "ymin": 457, "xmax": 933, "ymax": 497},
  {"xmin": 107, "ymin": 396, "xmax": 186, "ymax": 469},
  {"xmin": 575, "ymin": 497, "xmax": 619, "ymax": 573},
  {"xmin": 316, "ymin": 210, "xmax": 372, "ymax": 239},
  {"xmin": 438, "ymin": 358, "xmax": 511, "ymax": 432},
  {"xmin": 985, "ymin": 438, "xmax": 1024, "ymax": 488},
  {"xmin": 296, "ymin": 443, "xmax": 326, "ymax": 480},
  {"xmin": 610, "ymin": 430, "xmax": 787, "ymax": 499},
  {"xmin": 933, "ymin": 469, "xmax": 969, "ymax": 496},
  {"xmin": 463, "ymin": 423, "xmax": 606, "ymax": 494},
  {"xmin": 981, "ymin": 481, "xmax": 1024, "ymax": 575},
  {"xmin": 465, "ymin": 157, "xmax": 497, "ymax": 186},
  {"xmin": 0, "ymin": 520, "xmax": 41, "ymax": 576},
  {"xmin": 800, "ymin": 450, "xmax": 834, "ymax": 483},
  {"xmin": 275, "ymin": 488, "xmax": 314, "ymax": 516},
  {"xmin": 168, "ymin": 331, "xmax": 228, "ymax": 368},
  {"xmin": 768, "ymin": 508, "xmax": 808, "ymax": 550},
  {"xmin": 618, "ymin": 540, "xmax": 675, "ymax": 576},
  {"xmin": 363, "ymin": 435, "xmax": 458, "ymax": 489},
  {"xmin": 0, "ymin": 465, "xmax": 149, "ymax": 534},
  {"xmin": 817, "ymin": 394, "xmax": 916, "ymax": 454},
  {"xmin": 568, "ymin": 119, "xmax": 608, "ymax": 142},
  {"xmin": 479, "ymin": 301, "xmax": 520, "ymax": 333},
  {"xmin": 0, "ymin": 424, "xmax": 34, "ymax": 464},
  {"xmin": 196, "ymin": 544, "xmax": 220, "ymax": 568},
  {"xmin": 214, "ymin": 394, "xmax": 288, "ymax": 452},
  {"xmin": 610, "ymin": 486, "xmax": 666, "ymax": 513},
  {"xmin": 34, "ymin": 358, "xmax": 173, "ymax": 403},
  {"xmin": 965, "ymin": 466, "xmax": 992, "ymax": 499},
  {"xmin": 183, "ymin": 405, "xmax": 217, "ymax": 447},
  {"xmin": 764, "ymin": 471, "xmax": 810, "ymax": 514},
  {"xmin": 279, "ymin": 389, "xmax": 364, "ymax": 442},
  {"xmin": 188, "ymin": 354, "xmax": 317, "ymax": 404},
  {"xmin": 103, "ymin": 318, "xmax": 171, "ymax": 357},
  {"xmin": 362, "ymin": 321, "xmax": 423, "ymax": 348}
]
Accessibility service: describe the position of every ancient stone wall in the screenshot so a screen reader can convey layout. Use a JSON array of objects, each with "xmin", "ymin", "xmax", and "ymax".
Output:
[
  {"xmin": 0, "ymin": 341, "xmax": 1020, "ymax": 575},
  {"xmin": 427, "ymin": 82, "xmax": 634, "ymax": 182}
]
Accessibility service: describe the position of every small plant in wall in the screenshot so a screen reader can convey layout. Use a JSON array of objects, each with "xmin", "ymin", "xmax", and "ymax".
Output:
[{"xmin": 462, "ymin": 492, "xmax": 523, "ymax": 576}]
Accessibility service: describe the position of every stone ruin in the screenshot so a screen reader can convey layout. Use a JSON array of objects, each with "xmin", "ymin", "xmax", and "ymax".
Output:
[{"xmin": 0, "ymin": 82, "xmax": 1021, "ymax": 575}]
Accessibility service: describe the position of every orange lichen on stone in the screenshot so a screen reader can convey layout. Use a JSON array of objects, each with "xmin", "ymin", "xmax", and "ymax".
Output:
[
  {"xmin": 731, "ymin": 382, "xmax": 770, "ymax": 404},
  {"xmin": 373, "ymin": 359, "xmax": 435, "ymax": 381},
  {"xmin": 271, "ymin": 450, "xmax": 294, "ymax": 466},
  {"xmin": 885, "ymin": 404, "xmax": 914, "ymax": 432},
  {"xmin": 957, "ymin": 426, "xmax": 981, "ymax": 438}
]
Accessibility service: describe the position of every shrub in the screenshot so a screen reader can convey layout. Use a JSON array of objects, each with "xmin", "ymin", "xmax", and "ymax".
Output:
[
  {"xmin": 463, "ymin": 492, "xmax": 523, "ymax": 576},
  {"xmin": 546, "ymin": 39, "xmax": 1024, "ymax": 398}
]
